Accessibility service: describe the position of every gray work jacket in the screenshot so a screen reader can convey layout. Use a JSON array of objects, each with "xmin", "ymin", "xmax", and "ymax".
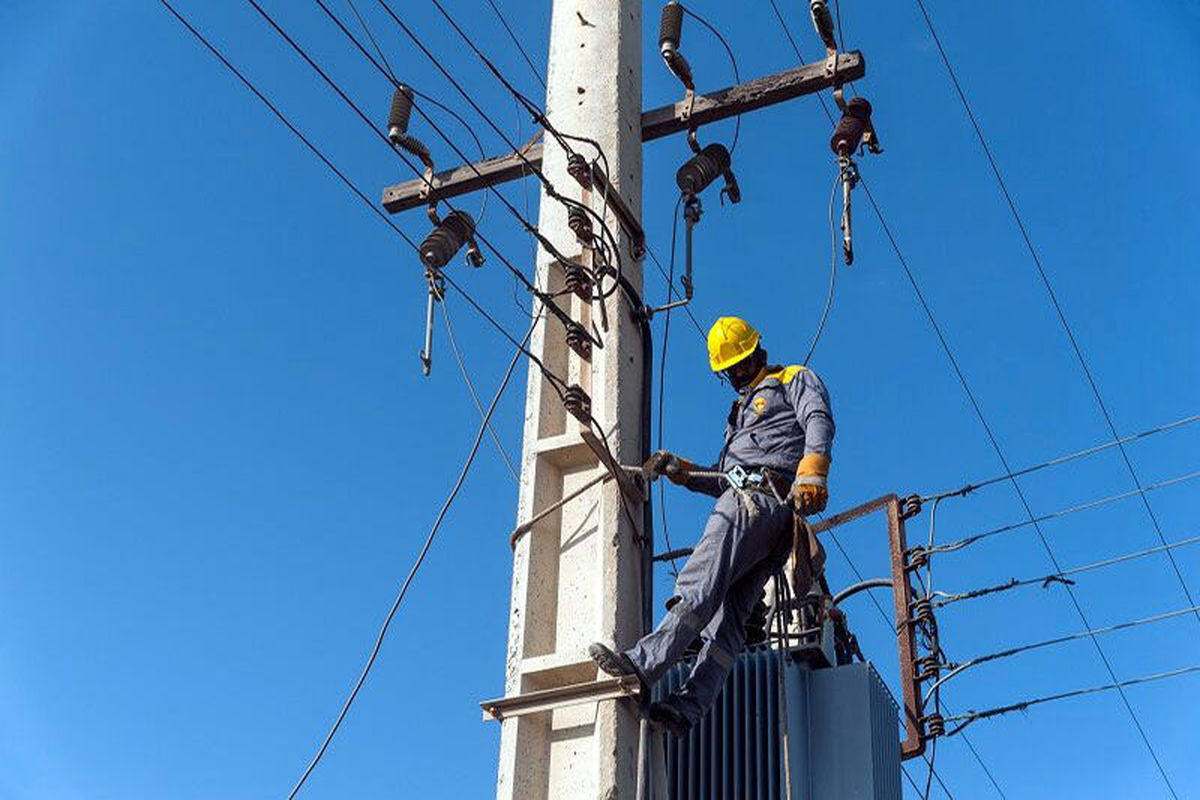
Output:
[{"xmin": 689, "ymin": 365, "xmax": 835, "ymax": 497}]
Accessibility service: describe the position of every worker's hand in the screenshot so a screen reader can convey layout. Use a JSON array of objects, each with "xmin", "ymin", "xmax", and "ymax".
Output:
[
  {"xmin": 790, "ymin": 452, "xmax": 831, "ymax": 515},
  {"xmin": 647, "ymin": 450, "xmax": 692, "ymax": 485},
  {"xmin": 789, "ymin": 483, "xmax": 828, "ymax": 515}
]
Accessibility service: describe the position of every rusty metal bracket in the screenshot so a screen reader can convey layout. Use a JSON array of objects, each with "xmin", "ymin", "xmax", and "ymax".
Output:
[
  {"xmin": 808, "ymin": 493, "xmax": 927, "ymax": 760},
  {"xmin": 380, "ymin": 54, "xmax": 866, "ymax": 213},
  {"xmin": 481, "ymin": 675, "xmax": 642, "ymax": 722}
]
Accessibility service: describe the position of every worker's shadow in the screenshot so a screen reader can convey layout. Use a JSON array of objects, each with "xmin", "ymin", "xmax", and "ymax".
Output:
[{"xmin": 559, "ymin": 499, "xmax": 599, "ymax": 555}]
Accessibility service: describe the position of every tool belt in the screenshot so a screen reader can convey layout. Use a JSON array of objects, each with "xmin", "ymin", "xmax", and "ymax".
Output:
[{"xmin": 725, "ymin": 464, "xmax": 793, "ymax": 501}]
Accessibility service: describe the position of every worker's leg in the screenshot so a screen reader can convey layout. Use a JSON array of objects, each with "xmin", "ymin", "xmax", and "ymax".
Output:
[
  {"xmin": 668, "ymin": 518, "xmax": 793, "ymax": 725},
  {"xmin": 624, "ymin": 490, "xmax": 791, "ymax": 686}
]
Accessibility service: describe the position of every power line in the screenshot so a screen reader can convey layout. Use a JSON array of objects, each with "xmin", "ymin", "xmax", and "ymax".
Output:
[
  {"xmin": 367, "ymin": 0, "xmax": 633, "ymax": 289},
  {"xmin": 158, "ymin": 0, "xmax": 416, "ymax": 250},
  {"xmin": 922, "ymin": 414, "xmax": 1200, "ymax": 502},
  {"xmin": 440, "ymin": 298, "xmax": 521, "ymax": 481},
  {"xmin": 344, "ymin": 0, "xmax": 396, "ymax": 81},
  {"xmin": 156, "ymin": 4, "xmax": 558, "ymax": 796},
  {"xmin": 933, "ymin": 533, "xmax": 1200, "ymax": 609},
  {"xmin": 928, "ymin": 604, "xmax": 1200, "ymax": 701},
  {"xmin": 944, "ymin": 664, "xmax": 1200, "ymax": 737},
  {"xmin": 764, "ymin": 6, "xmax": 1181, "ymax": 792},
  {"xmin": 285, "ymin": 316, "xmax": 533, "ymax": 799},
  {"xmin": 161, "ymin": 0, "xmax": 580, "ymax": 431},
  {"xmin": 483, "ymin": 0, "xmax": 547, "ymax": 90},
  {"xmin": 312, "ymin": 0, "xmax": 634, "ymax": 317},
  {"xmin": 655, "ymin": 196, "xmax": 685, "ymax": 578},
  {"xmin": 259, "ymin": 0, "xmax": 604, "ymax": 357},
  {"xmin": 802, "ymin": 171, "xmax": 842, "ymax": 366},
  {"xmin": 765, "ymin": 5, "xmax": 1012, "ymax": 795},
  {"xmin": 929, "ymin": 469, "xmax": 1200, "ymax": 556},
  {"xmin": 333, "ymin": 0, "xmax": 696, "ymax": 348},
  {"xmin": 912, "ymin": 0, "xmax": 1200, "ymax": 639},
  {"xmin": 159, "ymin": 0, "xmax": 547, "ymax": 388},
  {"xmin": 286, "ymin": 1, "xmax": 642, "ymax": 507}
]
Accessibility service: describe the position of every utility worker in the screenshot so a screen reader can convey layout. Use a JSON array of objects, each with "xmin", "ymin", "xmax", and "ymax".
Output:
[{"xmin": 588, "ymin": 316, "xmax": 834, "ymax": 735}]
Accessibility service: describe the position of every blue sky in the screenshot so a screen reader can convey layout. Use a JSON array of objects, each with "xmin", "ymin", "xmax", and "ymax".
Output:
[{"xmin": 2, "ymin": 1, "xmax": 1198, "ymax": 798}]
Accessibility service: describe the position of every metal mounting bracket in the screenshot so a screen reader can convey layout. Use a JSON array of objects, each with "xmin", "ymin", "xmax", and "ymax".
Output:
[
  {"xmin": 807, "ymin": 493, "xmax": 926, "ymax": 760},
  {"xmin": 480, "ymin": 675, "xmax": 642, "ymax": 722}
]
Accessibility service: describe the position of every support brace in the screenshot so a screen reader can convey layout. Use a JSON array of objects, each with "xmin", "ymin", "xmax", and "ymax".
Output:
[{"xmin": 481, "ymin": 675, "xmax": 642, "ymax": 722}]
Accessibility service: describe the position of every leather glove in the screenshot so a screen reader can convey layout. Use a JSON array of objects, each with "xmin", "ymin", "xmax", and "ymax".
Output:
[
  {"xmin": 647, "ymin": 450, "xmax": 693, "ymax": 485},
  {"xmin": 789, "ymin": 452, "xmax": 831, "ymax": 515}
]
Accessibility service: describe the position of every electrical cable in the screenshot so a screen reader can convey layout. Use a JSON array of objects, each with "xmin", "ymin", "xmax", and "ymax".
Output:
[
  {"xmin": 159, "ymin": 0, "xmax": 418, "ymax": 250},
  {"xmin": 802, "ymin": 172, "xmax": 841, "ymax": 366},
  {"xmin": 919, "ymin": 497, "xmax": 945, "ymax": 800},
  {"xmin": 922, "ymin": 732, "xmax": 938, "ymax": 800},
  {"xmin": 655, "ymin": 195, "xmax": 687, "ymax": 578},
  {"xmin": 408, "ymin": 87, "xmax": 490, "ymax": 224},
  {"xmin": 915, "ymin": 0, "xmax": 1200, "ymax": 645},
  {"xmin": 316, "ymin": 0, "xmax": 635, "ymax": 316},
  {"xmin": 933, "ymin": 533, "xmax": 1200, "ymax": 609},
  {"xmin": 943, "ymin": 664, "xmax": 1200, "ymax": 737},
  {"xmin": 678, "ymin": 5, "xmax": 742, "ymax": 154},
  {"xmin": 162, "ymin": 0, "xmax": 574, "ymax": 413},
  {"xmin": 929, "ymin": 469, "xmax": 1200, "ymax": 556},
  {"xmin": 922, "ymin": 414, "xmax": 1200, "ymax": 503},
  {"xmin": 926, "ymin": 604, "xmax": 1200, "ymax": 703},
  {"xmin": 284, "ymin": 316, "xmax": 534, "ymax": 799},
  {"xmin": 159, "ymin": 9, "xmax": 554, "ymax": 793},
  {"xmin": 153, "ymin": 26, "xmax": 576, "ymax": 794},
  {"xmin": 766, "ymin": 6, "xmax": 1180, "ymax": 790},
  {"xmin": 344, "ymin": 0, "xmax": 396, "ymax": 80},
  {"xmin": 305, "ymin": 3, "xmax": 647, "ymax": 488},
  {"xmin": 483, "ymin": 0, "xmax": 547, "ymax": 90},
  {"xmin": 912, "ymin": 2, "xmax": 1195, "ymax": 630},
  {"xmin": 371, "ymin": 0, "xmax": 633, "ymax": 298},
  {"xmin": 343, "ymin": 0, "xmax": 490, "ymax": 226},
  {"xmin": 440, "ymin": 298, "xmax": 520, "ymax": 481},
  {"xmin": 269, "ymin": 0, "xmax": 604, "ymax": 352},
  {"xmin": 829, "ymin": 577, "xmax": 891, "ymax": 606},
  {"xmin": 764, "ymin": 5, "xmax": 1011, "ymax": 794}
]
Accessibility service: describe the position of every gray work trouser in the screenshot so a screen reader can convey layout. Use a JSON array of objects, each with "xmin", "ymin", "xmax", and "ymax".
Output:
[{"xmin": 626, "ymin": 487, "xmax": 793, "ymax": 724}]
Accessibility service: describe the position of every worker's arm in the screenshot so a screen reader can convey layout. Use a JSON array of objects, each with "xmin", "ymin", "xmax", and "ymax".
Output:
[
  {"xmin": 785, "ymin": 368, "xmax": 835, "ymax": 514},
  {"xmin": 648, "ymin": 451, "xmax": 725, "ymax": 497}
]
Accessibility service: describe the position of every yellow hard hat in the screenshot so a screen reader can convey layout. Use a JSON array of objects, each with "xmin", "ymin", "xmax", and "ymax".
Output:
[{"xmin": 707, "ymin": 316, "xmax": 760, "ymax": 372}]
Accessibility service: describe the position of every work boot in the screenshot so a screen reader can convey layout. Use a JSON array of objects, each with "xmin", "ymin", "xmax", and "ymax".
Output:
[
  {"xmin": 648, "ymin": 699, "xmax": 692, "ymax": 738},
  {"xmin": 588, "ymin": 643, "xmax": 645, "ymax": 684}
]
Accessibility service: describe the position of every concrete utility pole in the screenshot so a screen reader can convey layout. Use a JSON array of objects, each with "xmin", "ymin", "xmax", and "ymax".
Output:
[{"xmin": 496, "ymin": 1, "xmax": 647, "ymax": 799}]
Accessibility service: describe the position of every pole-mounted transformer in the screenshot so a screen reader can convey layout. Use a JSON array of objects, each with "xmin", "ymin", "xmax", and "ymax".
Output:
[{"xmin": 386, "ymin": 85, "xmax": 484, "ymax": 375}]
